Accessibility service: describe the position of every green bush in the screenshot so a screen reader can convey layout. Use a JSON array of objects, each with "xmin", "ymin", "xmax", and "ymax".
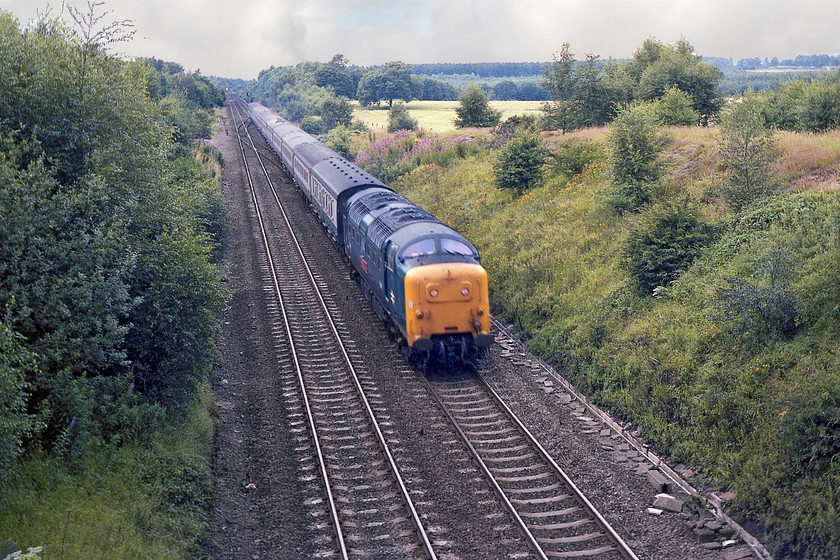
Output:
[
  {"xmin": 454, "ymin": 84, "xmax": 501, "ymax": 128},
  {"xmin": 300, "ymin": 115, "xmax": 325, "ymax": 135},
  {"xmin": 0, "ymin": 323, "xmax": 39, "ymax": 491},
  {"xmin": 605, "ymin": 103, "xmax": 665, "ymax": 213},
  {"xmin": 653, "ymin": 87, "xmax": 701, "ymax": 126},
  {"xmin": 548, "ymin": 139, "xmax": 603, "ymax": 179},
  {"xmin": 387, "ymin": 102, "xmax": 418, "ymax": 132},
  {"xmin": 493, "ymin": 132, "xmax": 548, "ymax": 196},
  {"xmin": 715, "ymin": 243, "xmax": 801, "ymax": 345},
  {"xmin": 717, "ymin": 94, "xmax": 778, "ymax": 211},
  {"xmin": 608, "ymin": 103, "xmax": 665, "ymax": 185},
  {"xmin": 623, "ymin": 200, "xmax": 716, "ymax": 295}
]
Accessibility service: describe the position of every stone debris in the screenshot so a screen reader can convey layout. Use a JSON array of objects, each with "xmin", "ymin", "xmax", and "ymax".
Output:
[
  {"xmin": 653, "ymin": 493, "xmax": 683, "ymax": 512},
  {"xmin": 723, "ymin": 547, "xmax": 754, "ymax": 560}
]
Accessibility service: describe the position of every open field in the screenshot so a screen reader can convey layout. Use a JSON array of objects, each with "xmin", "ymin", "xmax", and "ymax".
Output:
[{"xmin": 353, "ymin": 100, "xmax": 544, "ymax": 132}]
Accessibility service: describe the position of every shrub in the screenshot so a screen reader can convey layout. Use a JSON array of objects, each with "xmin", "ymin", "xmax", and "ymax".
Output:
[
  {"xmin": 623, "ymin": 200, "xmax": 716, "ymax": 295},
  {"xmin": 601, "ymin": 181, "xmax": 653, "ymax": 215},
  {"xmin": 738, "ymin": 369, "xmax": 840, "ymax": 559},
  {"xmin": 493, "ymin": 132, "xmax": 548, "ymax": 196},
  {"xmin": 454, "ymin": 84, "xmax": 501, "ymax": 128},
  {"xmin": 715, "ymin": 243, "xmax": 801, "ymax": 344},
  {"xmin": 319, "ymin": 96, "xmax": 353, "ymax": 130},
  {"xmin": 549, "ymin": 139, "xmax": 603, "ymax": 179},
  {"xmin": 0, "ymin": 323, "xmax": 39, "ymax": 491},
  {"xmin": 608, "ymin": 102, "xmax": 665, "ymax": 186},
  {"xmin": 653, "ymin": 87, "xmax": 700, "ymax": 126},
  {"xmin": 300, "ymin": 116, "xmax": 325, "ymax": 135},
  {"xmin": 387, "ymin": 102, "xmax": 418, "ymax": 132}
]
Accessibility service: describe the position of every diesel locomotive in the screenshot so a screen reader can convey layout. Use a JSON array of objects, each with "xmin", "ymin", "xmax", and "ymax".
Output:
[{"xmin": 243, "ymin": 101, "xmax": 493, "ymax": 367}]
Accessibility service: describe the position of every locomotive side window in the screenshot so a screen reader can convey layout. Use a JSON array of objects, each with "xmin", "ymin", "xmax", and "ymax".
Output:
[
  {"xmin": 441, "ymin": 238, "xmax": 475, "ymax": 256},
  {"xmin": 401, "ymin": 238, "xmax": 435, "ymax": 258}
]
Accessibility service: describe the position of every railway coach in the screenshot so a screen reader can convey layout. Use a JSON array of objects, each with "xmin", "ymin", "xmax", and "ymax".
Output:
[{"xmin": 245, "ymin": 101, "xmax": 492, "ymax": 367}]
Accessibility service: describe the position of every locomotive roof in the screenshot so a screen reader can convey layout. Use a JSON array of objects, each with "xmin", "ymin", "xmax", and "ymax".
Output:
[{"xmin": 347, "ymin": 188, "xmax": 461, "ymax": 249}]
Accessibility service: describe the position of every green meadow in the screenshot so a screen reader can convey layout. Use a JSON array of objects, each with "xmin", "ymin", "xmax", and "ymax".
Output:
[{"xmin": 353, "ymin": 100, "xmax": 544, "ymax": 132}]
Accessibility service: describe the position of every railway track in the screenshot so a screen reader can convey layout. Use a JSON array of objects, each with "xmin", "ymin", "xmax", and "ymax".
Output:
[
  {"xmin": 424, "ymin": 370, "xmax": 638, "ymax": 560},
  {"xmin": 228, "ymin": 100, "xmax": 435, "ymax": 560}
]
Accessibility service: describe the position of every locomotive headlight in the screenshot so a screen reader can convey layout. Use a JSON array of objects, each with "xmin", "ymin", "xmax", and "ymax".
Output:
[
  {"xmin": 461, "ymin": 287, "xmax": 470, "ymax": 297},
  {"xmin": 429, "ymin": 288, "xmax": 439, "ymax": 298}
]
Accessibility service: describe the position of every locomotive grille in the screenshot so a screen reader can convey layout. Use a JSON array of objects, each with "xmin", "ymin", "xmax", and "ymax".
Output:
[
  {"xmin": 348, "ymin": 190, "xmax": 405, "ymax": 222},
  {"xmin": 367, "ymin": 207, "xmax": 439, "ymax": 246}
]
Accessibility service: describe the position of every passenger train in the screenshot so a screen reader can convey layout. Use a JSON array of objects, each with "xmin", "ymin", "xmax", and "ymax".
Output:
[{"xmin": 241, "ymin": 100, "xmax": 493, "ymax": 367}]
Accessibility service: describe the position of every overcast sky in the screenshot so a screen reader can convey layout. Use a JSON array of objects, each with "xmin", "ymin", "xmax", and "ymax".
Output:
[{"xmin": 3, "ymin": 0, "xmax": 839, "ymax": 79}]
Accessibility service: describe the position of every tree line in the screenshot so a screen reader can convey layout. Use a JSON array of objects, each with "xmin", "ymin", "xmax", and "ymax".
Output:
[{"xmin": 0, "ymin": 8, "xmax": 225, "ymax": 485}]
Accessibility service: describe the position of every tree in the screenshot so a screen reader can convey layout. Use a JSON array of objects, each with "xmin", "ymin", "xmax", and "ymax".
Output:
[
  {"xmin": 314, "ymin": 54, "xmax": 356, "ymax": 98},
  {"xmin": 542, "ymin": 43, "xmax": 578, "ymax": 132},
  {"xmin": 454, "ymin": 84, "xmax": 501, "ymax": 128},
  {"xmin": 717, "ymin": 94, "xmax": 778, "ymax": 210},
  {"xmin": 494, "ymin": 80, "xmax": 519, "ymax": 100},
  {"xmin": 357, "ymin": 61, "xmax": 414, "ymax": 107},
  {"xmin": 796, "ymin": 72, "xmax": 840, "ymax": 132},
  {"xmin": 605, "ymin": 103, "xmax": 665, "ymax": 213},
  {"xmin": 493, "ymin": 132, "xmax": 547, "ymax": 196},
  {"xmin": 574, "ymin": 53, "xmax": 617, "ymax": 127},
  {"xmin": 631, "ymin": 38, "xmax": 723, "ymax": 125},
  {"xmin": 414, "ymin": 76, "xmax": 458, "ymax": 101},
  {"xmin": 320, "ymin": 96, "xmax": 353, "ymax": 129},
  {"xmin": 0, "ymin": 8, "xmax": 224, "ymax": 458}
]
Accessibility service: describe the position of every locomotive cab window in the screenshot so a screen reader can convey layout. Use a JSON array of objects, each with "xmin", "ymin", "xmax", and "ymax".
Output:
[
  {"xmin": 401, "ymin": 238, "xmax": 436, "ymax": 259},
  {"xmin": 441, "ymin": 238, "xmax": 475, "ymax": 256}
]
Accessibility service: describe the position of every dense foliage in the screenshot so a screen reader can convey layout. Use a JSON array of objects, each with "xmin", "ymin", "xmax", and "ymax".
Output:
[
  {"xmin": 717, "ymin": 95, "xmax": 779, "ymax": 210},
  {"xmin": 387, "ymin": 102, "xmax": 418, "ymax": 132},
  {"xmin": 542, "ymin": 38, "xmax": 723, "ymax": 132},
  {"xmin": 603, "ymin": 103, "xmax": 666, "ymax": 213},
  {"xmin": 357, "ymin": 61, "xmax": 414, "ymax": 107},
  {"xmin": 623, "ymin": 201, "xmax": 717, "ymax": 295},
  {"xmin": 0, "ymin": 7, "xmax": 223, "ymax": 485}
]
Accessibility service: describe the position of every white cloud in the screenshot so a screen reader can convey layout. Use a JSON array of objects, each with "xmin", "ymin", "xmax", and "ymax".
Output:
[{"xmin": 2, "ymin": 0, "xmax": 838, "ymax": 78}]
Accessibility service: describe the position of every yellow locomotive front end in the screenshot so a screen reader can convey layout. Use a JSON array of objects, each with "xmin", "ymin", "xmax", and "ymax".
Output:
[{"xmin": 404, "ymin": 262, "xmax": 492, "ymax": 353}]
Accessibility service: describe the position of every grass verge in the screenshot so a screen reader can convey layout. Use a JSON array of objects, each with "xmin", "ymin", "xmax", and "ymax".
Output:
[{"xmin": 0, "ymin": 383, "xmax": 215, "ymax": 559}]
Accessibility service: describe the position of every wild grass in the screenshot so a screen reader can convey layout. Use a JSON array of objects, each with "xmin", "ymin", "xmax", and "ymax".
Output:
[{"xmin": 0, "ymin": 384, "xmax": 214, "ymax": 559}]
